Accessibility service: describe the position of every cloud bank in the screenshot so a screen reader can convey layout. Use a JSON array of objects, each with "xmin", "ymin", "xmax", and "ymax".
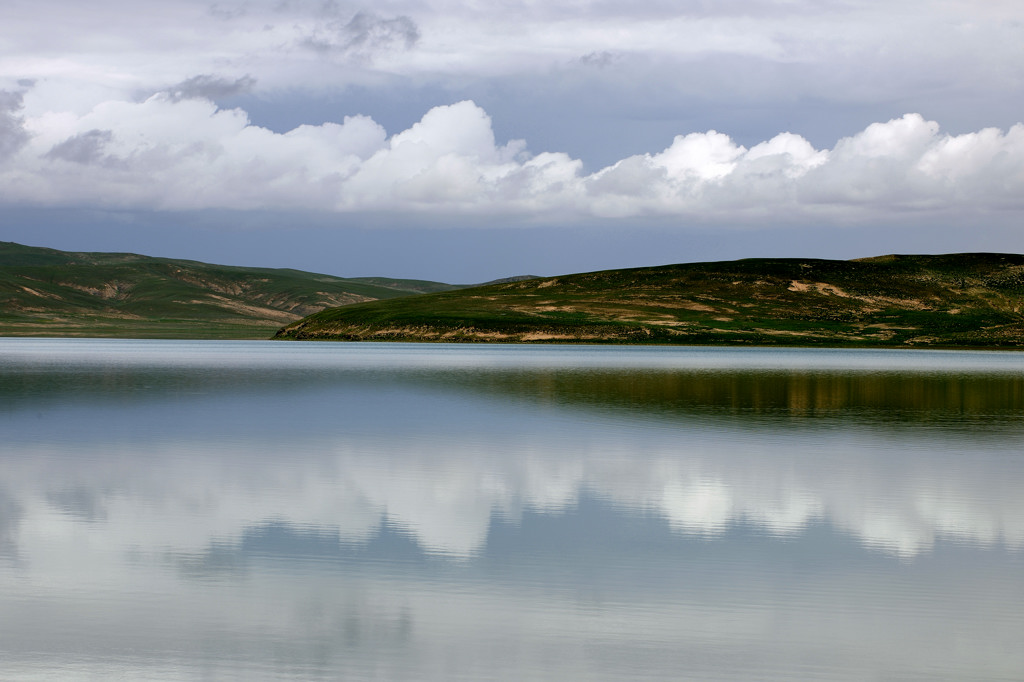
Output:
[
  {"xmin": 3, "ymin": 1, "xmax": 1022, "ymax": 229},
  {"xmin": 2, "ymin": 92, "xmax": 1023, "ymax": 222}
]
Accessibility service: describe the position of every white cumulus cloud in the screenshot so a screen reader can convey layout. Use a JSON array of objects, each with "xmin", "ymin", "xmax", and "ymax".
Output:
[{"xmin": 2, "ymin": 92, "xmax": 1024, "ymax": 223}]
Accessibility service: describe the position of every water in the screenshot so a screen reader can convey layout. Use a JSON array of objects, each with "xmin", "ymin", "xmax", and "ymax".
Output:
[{"xmin": 1, "ymin": 339, "xmax": 1023, "ymax": 680}]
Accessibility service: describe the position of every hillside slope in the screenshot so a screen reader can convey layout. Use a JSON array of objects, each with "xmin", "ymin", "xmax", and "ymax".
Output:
[
  {"xmin": 276, "ymin": 254, "xmax": 1024, "ymax": 347},
  {"xmin": 0, "ymin": 241, "xmax": 456, "ymax": 338}
]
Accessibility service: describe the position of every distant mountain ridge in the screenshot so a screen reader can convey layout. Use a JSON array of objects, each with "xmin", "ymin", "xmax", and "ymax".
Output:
[
  {"xmin": 0, "ymin": 241, "xmax": 456, "ymax": 338},
  {"xmin": 276, "ymin": 253, "xmax": 1024, "ymax": 347}
]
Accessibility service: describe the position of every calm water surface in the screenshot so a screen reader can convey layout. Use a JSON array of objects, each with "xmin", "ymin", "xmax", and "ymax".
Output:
[{"xmin": 1, "ymin": 339, "xmax": 1023, "ymax": 680}]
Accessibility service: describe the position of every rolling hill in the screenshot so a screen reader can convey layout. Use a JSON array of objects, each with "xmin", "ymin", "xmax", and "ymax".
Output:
[
  {"xmin": 276, "ymin": 254, "xmax": 1024, "ymax": 347},
  {"xmin": 0, "ymin": 241, "xmax": 458, "ymax": 338}
]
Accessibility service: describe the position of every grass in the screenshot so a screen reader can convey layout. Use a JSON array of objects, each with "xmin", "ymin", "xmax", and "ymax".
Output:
[
  {"xmin": 1, "ymin": 241, "xmax": 456, "ymax": 338},
  {"xmin": 276, "ymin": 253, "xmax": 1024, "ymax": 347},
  {"xmin": 8, "ymin": 241, "xmax": 1024, "ymax": 347}
]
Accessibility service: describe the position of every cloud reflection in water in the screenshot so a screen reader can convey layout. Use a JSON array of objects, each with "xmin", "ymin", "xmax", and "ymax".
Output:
[
  {"xmin": 2, "ymin": 341, "xmax": 1023, "ymax": 562},
  {"xmin": 3, "ymin": 341, "xmax": 1024, "ymax": 680}
]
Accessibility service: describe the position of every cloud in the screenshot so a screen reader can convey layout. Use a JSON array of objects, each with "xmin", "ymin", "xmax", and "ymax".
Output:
[
  {"xmin": 3, "ymin": 0, "xmax": 1022, "ymax": 175},
  {"xmin": 341, "ymin": 101, "xmax": 529, "ymax": 206},
  {"xmin": 578, "ymin": 51, "xmax": 619, "ymax": 68},
  {"xmin": 3, "ymin": 96, "xmax": 1024, "ymax": 222},
  {"xmin": 301, "ymin": 10, "xmax": 420, "ymax": 59},
  {"xmin": 797, "ymin": 115, "xmax": 1024, "ymax": 211},
  {"xmin": 44, "ymin": 129, "xmax": 115, "ymax": 165},
  {"xmin": 0, "ymin": 91, "xmax": 29, "ymax": 160},
  {"xmin": 13, "ymin": 94, "xmax": 389, "ymax": 209},
  {"xmin": 162, "ymin": 74, "xmax": 257, "ymax": 102},
  {"xmin": 207, "ymin": 2, "xmax": 248, "ymax": 20}
]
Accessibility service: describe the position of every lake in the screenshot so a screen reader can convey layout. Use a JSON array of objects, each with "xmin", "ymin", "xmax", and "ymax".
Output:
[{"xmin": 1, "ymin": 339, "xmax": 1023, "ymax": 680}]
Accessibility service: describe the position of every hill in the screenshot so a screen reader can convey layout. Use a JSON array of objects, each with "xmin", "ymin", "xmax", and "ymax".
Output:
[
  {"xmin": 275, "ymin": 254, "xmax": 1024, "ymax": 347},
  {"xmin": 0, "ymin": 241, "xmax": 457, "ymax": 338}
]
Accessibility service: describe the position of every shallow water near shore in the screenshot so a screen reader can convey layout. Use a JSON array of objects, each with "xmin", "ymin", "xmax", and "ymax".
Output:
[{"xmin": 2, "ymin": 339, "xmax": 1023, "ymax": 680}]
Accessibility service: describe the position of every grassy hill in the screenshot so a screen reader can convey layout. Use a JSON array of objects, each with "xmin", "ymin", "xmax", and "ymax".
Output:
[
  {"xmin": 276, "ymin": 254, "xmax": 1024, "ymax": 347},
  {"xmin": 1, "ymin": 241, "xmax": 457, "ymax": 338}
]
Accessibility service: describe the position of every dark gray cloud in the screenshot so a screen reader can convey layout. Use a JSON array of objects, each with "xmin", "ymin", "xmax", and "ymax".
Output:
[
  {"xmin": 579, "ymin": 51, "xmax": 619, "ymax": 68},
  {"xmin": 0, "ymin": 91, "xmax": 29, "ymax": 161},
  {"xmin": 302, "ymin": 11, "xmax": 420, "ymax": 58},
  {"xmin": 163, "ymin": 74, "xmax": 258, "ymax": 102},
  {"xmin": 44, "ymin": 130, "xmax": 115, "ymax": 165}
]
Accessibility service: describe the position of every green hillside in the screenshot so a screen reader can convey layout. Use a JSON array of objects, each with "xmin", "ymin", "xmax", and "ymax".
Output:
[
  {"xmin": 276, "ymin": 254, "xmax": 1024, "ymax": 347},
  {"xmin": 0, "ymin": 241, "xmax": 455, "ymax": 338}
]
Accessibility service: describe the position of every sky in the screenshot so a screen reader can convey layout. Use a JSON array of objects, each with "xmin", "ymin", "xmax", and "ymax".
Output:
[{"xmin": 1, "ymin": 0, "xmax": 1023, "ymax": 282}]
